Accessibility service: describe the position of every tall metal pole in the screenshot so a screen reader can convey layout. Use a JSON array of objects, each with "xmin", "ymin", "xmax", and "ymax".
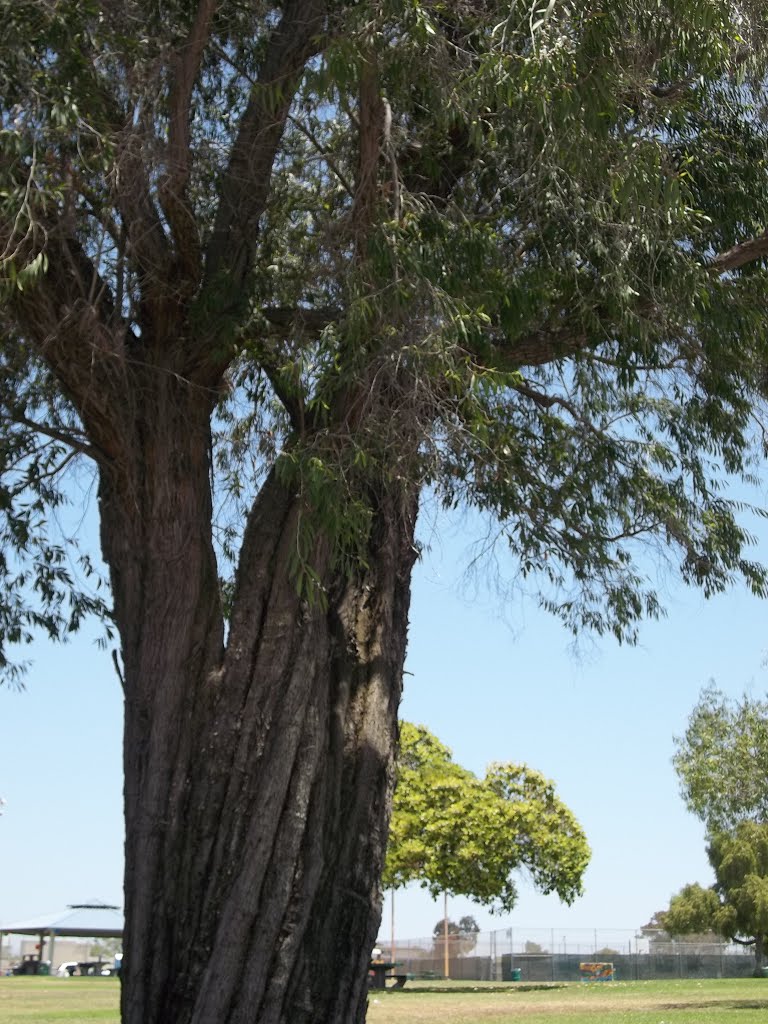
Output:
[
  {"xmin": 390, "ymin": 889, "xmax": 396, "ymax": 964},
  {"xmin": 443, "ymin": 892, "xmax": 450, "ymax": 979}
]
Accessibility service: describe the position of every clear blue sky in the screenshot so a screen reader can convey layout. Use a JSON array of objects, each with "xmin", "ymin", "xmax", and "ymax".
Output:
[{"xmin": 2, "ymin": 489, "xmax": 767, "ymax": 946}]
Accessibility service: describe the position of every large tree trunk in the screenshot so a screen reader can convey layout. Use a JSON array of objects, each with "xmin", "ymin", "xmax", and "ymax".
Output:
[
  {"xmin": 753, "ymin": 936, "xmax": 766, "ymax": 976},
  {"xmin": 100, "ymin": 381, "xmax": 418, "ymax": 1024}
]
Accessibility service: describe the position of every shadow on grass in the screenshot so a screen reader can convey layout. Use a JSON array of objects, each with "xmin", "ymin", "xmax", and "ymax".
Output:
[
  {"xmin": 383, "ymin": 984, "xmax": 568, "ymax": 995},
  {"xmin": 661, "ymin": 1001, "xmax": 768, "ymax": 1012}
]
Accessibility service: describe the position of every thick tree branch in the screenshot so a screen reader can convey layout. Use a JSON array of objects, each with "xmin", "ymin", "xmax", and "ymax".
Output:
[
  {"xmin": 4, "ymin": 218, "xmax": 129, "ymax": 458},
  {"xmin": 79, "ymin": 75, "xmax": 177, "ymax": 336},
  {"xmin": 166, "ymin": 0, "xmax": 218, "ymax": 194},
  {"xmin": 351, "ymin": 55, "xmax": 385, "ymax": 245},
  {"xmin": 709, "ymin": 230, "xmax": 768, "ymax": 274},
  {"xmin": 261, "ymin": 304, "xmax": 339, "ymax": 337},
  {"xmin": 204, "ymin": 0, "xmax": 328, "ymax": 297},
  {"xmin": 249, "ymin": 349, "xmax": 305, "ymax": 433},
  {"xmin": 511, "ymin": 325, "xmax": 589, "ymax": 368},
  {"xmin": 158, "ymin": 0, "xmax": 217, "ymax": 287},
  {"xmin": 248, "ymin": 306, "xmax": 341, "ymax": 431}
]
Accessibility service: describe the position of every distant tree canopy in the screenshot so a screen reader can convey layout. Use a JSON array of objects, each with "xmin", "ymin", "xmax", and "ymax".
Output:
[
  {"xmin": 383, "ymin": 723, "xmax": 589, "ymax": 912},
  {"xmin": 673, "ymin": 685, "xmax": 768, "ymax": 832},
  {"xmin": 524, "ymin": 941, "xmax": 547, "ymax": 955},
  {"xmin": 670, "ymin": 688, "xmax": 768, "ymax": 971},
  {"xmin": 432, "ymin": 915, "xmax": 481, "ymax": 957},
  {"xmin": 639, "ymin": 909, "xmax": 720, "ymax": 947},
  {"xmin": 665, "ymin": 821, "xmax": 768, "ymax": 971}
]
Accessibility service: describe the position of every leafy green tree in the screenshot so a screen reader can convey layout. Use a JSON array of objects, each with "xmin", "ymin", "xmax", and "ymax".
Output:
[
  {"xmin": 638, "ymin": 909, "xmax": 720, "ymax": 948},
  {"xmin": 89, "ymin": 938, "xmax": 123, "ymax": 960},
  {"xmin": 673, "ymin": 685, "xmax": 768, "ymax": 831},
  {"xmin": 432, "ymin": 916, "xmax": 480, "ymax": 938},
  {"xmin": 432, "ymin": 916, "xmax": 481, "ymax": 958},
  {"xmin": 384, "ymin": 724, "xmax": 589, "ymax": 911},
  {"xmin": 3, "ymin": 3, "xmax": 768, "ymax": 1022},
  {"xmin": 665, "ymin": 822, "xmax": 768, "ymax": 972}
]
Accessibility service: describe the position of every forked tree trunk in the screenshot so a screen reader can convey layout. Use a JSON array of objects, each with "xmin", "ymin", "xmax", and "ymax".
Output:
[{"xmin": 99, "ymin": 384, "xmax": 418, "ymax": 1024}]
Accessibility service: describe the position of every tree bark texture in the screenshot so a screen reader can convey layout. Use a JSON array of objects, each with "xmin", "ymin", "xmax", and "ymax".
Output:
[
  {"xmin": 97, "ymin": 375, "xmax": 418, "ymax": 1024},
  {"xmin": 753, "ymin": 935, "xmax": 765, "ymax": 976}
]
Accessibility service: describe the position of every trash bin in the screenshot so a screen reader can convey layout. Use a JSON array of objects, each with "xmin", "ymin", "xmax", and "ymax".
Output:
[
  {"xmin": 38, "ymin": 962, "xmax": 50, "ymax": 976},
  {"xmin": 511, "ymin": 968, "xmax": 522, "ymax": 981},
  {"xmin": 761, "ymin": 966, "xmax": 768, "ymax": 978}
]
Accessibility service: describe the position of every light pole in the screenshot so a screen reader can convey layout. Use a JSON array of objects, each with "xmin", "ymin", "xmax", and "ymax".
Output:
[
  {"xmin": 390, "ymin": 889, "xmax": 395, "ymax": 965},
  {"xmin": 443, "ymin": 892, "xmax": 449, "ymax": 980}
]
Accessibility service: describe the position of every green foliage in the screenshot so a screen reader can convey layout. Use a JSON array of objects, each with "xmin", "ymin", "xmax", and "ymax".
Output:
[
  {"xmin": 3, "ymin": 0, "xmax": 768, "ymax": 673},
  {"xmin": 670, "ymin": 691, "xmax": 768, "ymax": 964},
  {"xmin": 432, "ymin": 916, "xmax": 480, "ymax": 957},
  {"xmin": 0, "ymin": 343, "xmax": 111, "ymax": 682},
  {"xmin": 665, "ymin": 822, "xmax": 768, "ymax": 956},
  {"xmin": 673, "ymin": 685, "xmax": 768, "ymax": 832},
  {"xmin": 383, "ymin": 723, "xmax": 590, "ymax": 912},
  {"xmin": 437, "ymin": 915, "xmax": 480, "ymax": 938},
  {"xmin": 666, "ymin": 883, "xmax": 725, "ymax": 938}
]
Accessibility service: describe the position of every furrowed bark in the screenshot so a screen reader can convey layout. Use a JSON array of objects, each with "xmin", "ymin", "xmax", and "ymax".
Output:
[
  {"xmin": 99, "ymin": 367, "xmax": 417, "ymax": 1023},
  {"xmin": 188, "ymin": 472, "xmax": 418, "ymax": 1024},
  {"xmin": 96, "ymin": 370, "xmax": 225, "ymax": 1023}
]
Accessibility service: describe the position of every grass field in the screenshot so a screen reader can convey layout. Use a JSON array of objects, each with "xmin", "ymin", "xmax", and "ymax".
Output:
[{"xmin": 3, "ymin": 976, "xmax": 768, "ymax": 1023}]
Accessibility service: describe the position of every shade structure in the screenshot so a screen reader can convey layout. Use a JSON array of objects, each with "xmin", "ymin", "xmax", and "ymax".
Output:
[
  {"xmin": 2, "ymin": 899, "xmax": 124, "ymax": 939},
  {"xmin": 0, "ymin": 900, "xmax": 123, "ymax": 972}
]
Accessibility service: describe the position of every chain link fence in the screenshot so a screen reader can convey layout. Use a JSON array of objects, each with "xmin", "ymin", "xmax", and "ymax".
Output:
[{"xmin": 377, "ymin": 928, "xmax": 759, "ymax": 982}]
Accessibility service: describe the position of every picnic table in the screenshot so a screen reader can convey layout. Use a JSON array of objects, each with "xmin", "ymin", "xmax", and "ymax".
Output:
[{"xmin": 368, "ymin": 960, "xmax": 408, "ymax": 990}]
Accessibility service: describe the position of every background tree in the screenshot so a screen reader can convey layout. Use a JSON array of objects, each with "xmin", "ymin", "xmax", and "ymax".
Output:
[
  {"xmin": 664, "ymin": 822, "xmax": 768, "ymax": 973},
  {"xmin": 432, "ymin": 915, "xmax": 481, "ymax": 958},
  {"xmin": 638, "ymin": 909, "xmax": 720, "ymax": 950},
  {"xmin": 673, "ymin": 685, "xmax": 768, "ymax": 831},
  {"xmin": 384, "ymin": 723, "xmax": 589, "ymax": 912},
  {"xmin": 89, "ymin": 938, "xmax": 123, "ymax": 960},
  {"xmin": 4, "ymin": 3, "xmax": 768, "ymax": 1023},
  {"xmin": 524, "ymin": 941, "xmax": 547, "ymax": 955}
]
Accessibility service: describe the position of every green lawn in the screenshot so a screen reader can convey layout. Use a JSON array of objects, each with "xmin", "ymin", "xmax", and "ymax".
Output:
[
  {"xmin": 0, "ymin": 977, "xmax": 120, "ymax": 1024},
  {"xmin": 368, "ymin": 979, "xmax": 768, "ymax": 1024},
  {"xmin": 3, "ymin": 975, "xmax": 768, "ymax": 1023}
]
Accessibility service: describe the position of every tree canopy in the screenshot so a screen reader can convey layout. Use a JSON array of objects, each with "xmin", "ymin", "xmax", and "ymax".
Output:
[
  {"xmin": 383, "ymin": 722, "xmax": 589, "ymax": 912},
  {"xmin": 665, "ymin": 821, "xmax": 768, "ymax": 969},
  {"xmin": 5, "ymin": 2, "xmax": 768, "ymax": 1021},
  {"xmin": 673, "ymin": 685, "xmax": 768, "ymax": 832},
  {"xmin": 3, "ymin": 1, "xmax": 768, "ymax": 675},
  {"xmin": 669, "ymin": 688, "xmax": 768, "ymax": 971}
]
